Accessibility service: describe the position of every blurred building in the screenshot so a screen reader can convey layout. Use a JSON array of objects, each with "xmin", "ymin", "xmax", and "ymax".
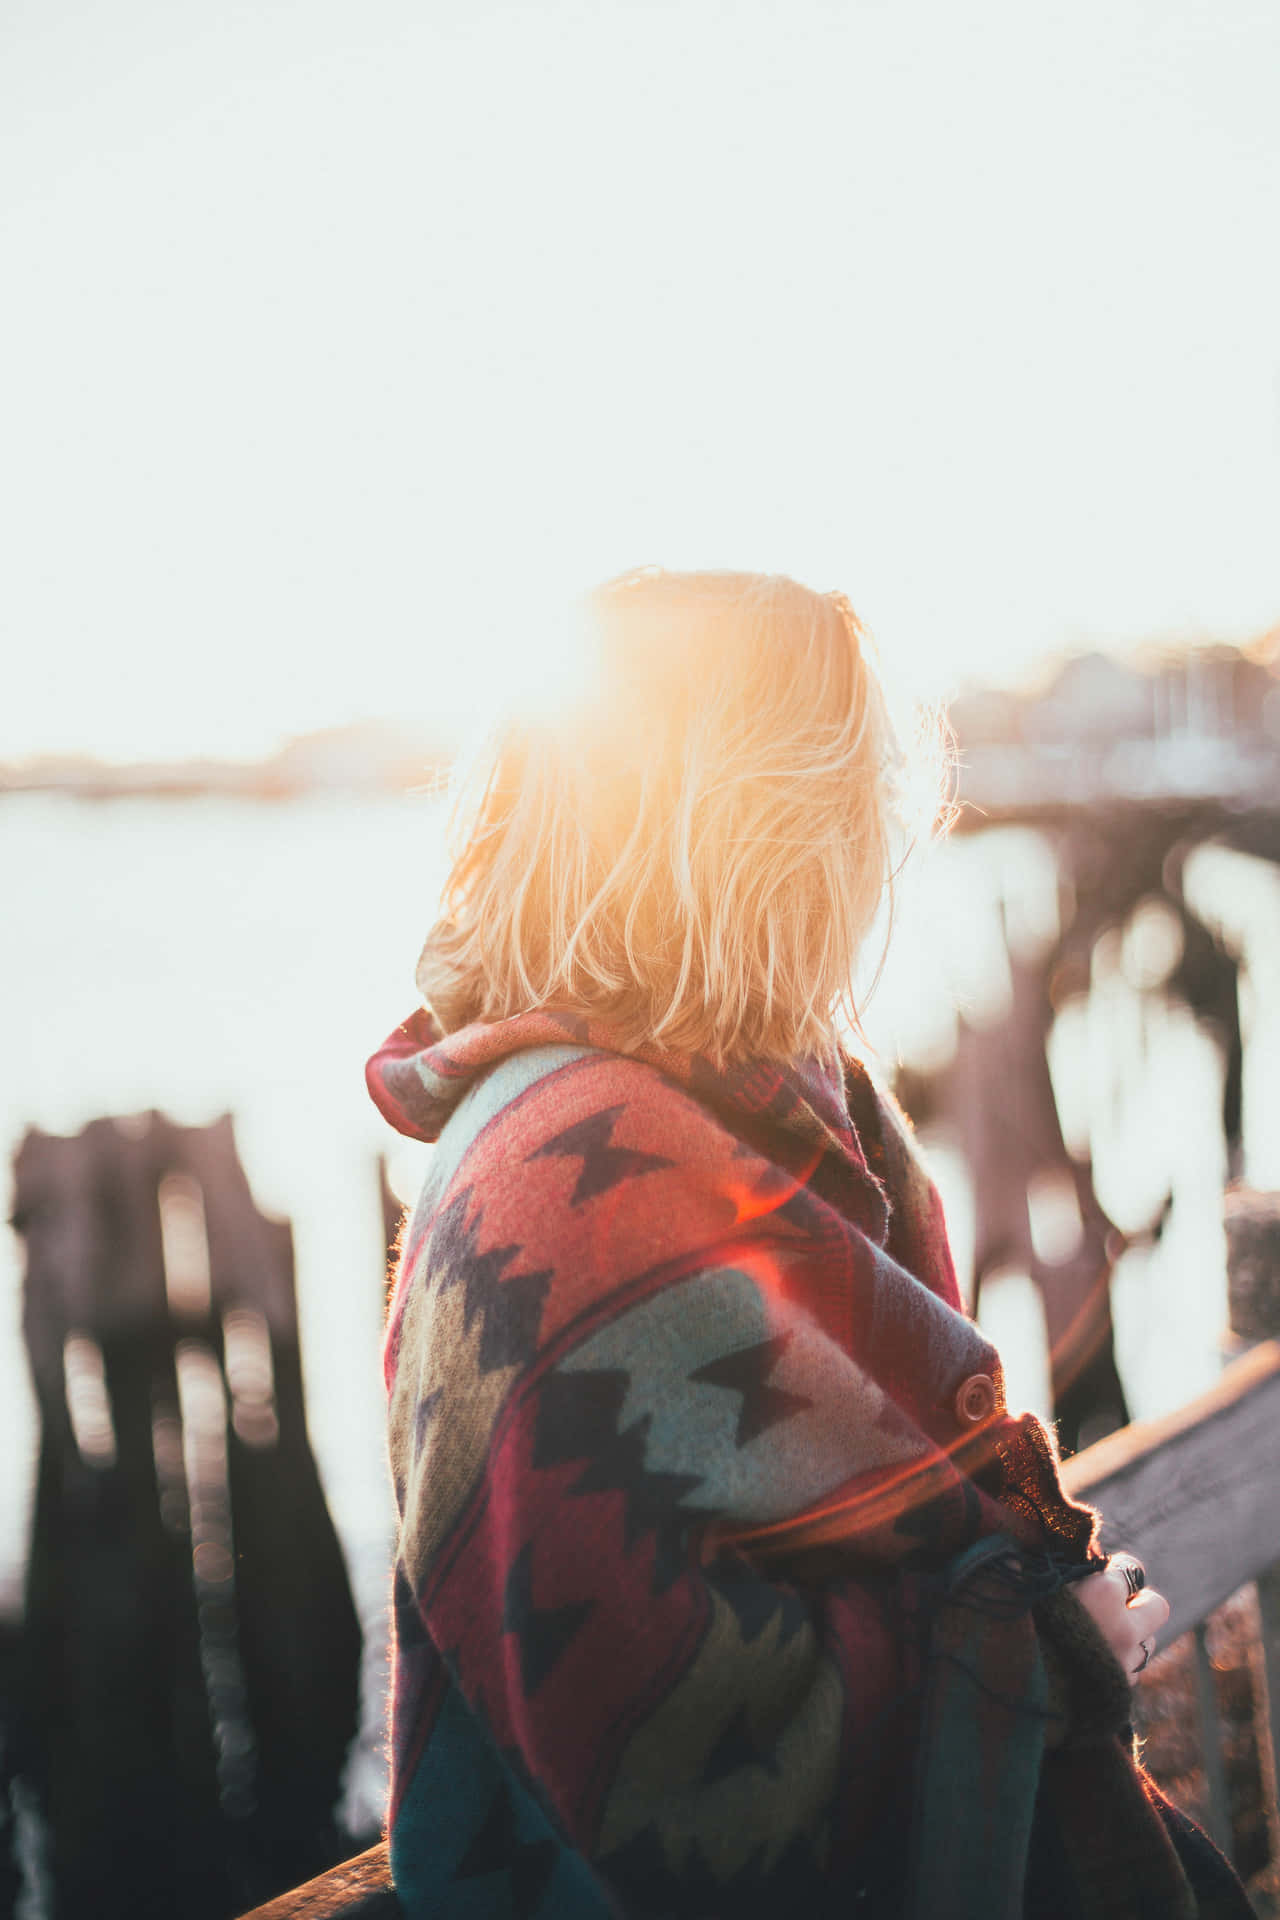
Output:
[{"xmin": 951, "ymin": 638, "xmax": 1280, "ymax": 813}]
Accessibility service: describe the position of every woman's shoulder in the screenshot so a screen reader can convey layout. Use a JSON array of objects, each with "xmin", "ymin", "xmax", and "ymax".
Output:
[
  {"xmin": 386, "ymin": 1040, "xmax": 782, "ymax": 1404},
  {"xmin": 436, "ymin": 1039, "xmax": 749, "ymax": 1214}
]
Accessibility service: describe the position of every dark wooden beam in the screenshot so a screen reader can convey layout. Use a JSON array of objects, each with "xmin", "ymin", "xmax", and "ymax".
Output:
[
  {"xmin": 235, "ymin": 1841, "xmax": 398, "ymax": 1918},
  {"xmin": 1062, "ymin": 1338, "xmax": 1280, "ymax": 1642}
]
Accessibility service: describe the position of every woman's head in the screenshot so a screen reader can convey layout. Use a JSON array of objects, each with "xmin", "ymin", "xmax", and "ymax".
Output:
[{"xmin": 419, "ymin": 569, "xmax": 948, "ymax": 1063}]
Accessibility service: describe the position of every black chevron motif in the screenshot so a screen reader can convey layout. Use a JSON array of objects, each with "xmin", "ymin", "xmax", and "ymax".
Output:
[
  {"xmin": 527, "ymin": 1105, "xmax": 675, "ymax": 1206},
  {"xmin": 455, "ymin": 1781, "xmax": 560, "ymax": 1914},
  {"xmin": 502, "ymin": 1540, "xmax": 593, "ymax": 1696},
  {"xmin": 705, "ymin": 1560, "xmax": 808, "ymax": 1650},
  {"xmin": 689, "ymin": 1332, "xmax": 814, "ymax": 1446},
  {"xmin": 702, "ymin": 1703, "xmax": 781, "ymax": 1785},
  {"xmin": 534, "ymin": 1369, "xmax": 702, "ymax": 1592},
  {"xmin": 431, "ymin": 1189, "xmax": 552, "ymax": 1373}
]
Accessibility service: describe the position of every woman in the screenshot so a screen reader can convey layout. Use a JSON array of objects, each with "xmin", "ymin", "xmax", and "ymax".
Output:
[{"xmin": 367, "ymin": 571, "xmax": 1249, "ymax": 1917}]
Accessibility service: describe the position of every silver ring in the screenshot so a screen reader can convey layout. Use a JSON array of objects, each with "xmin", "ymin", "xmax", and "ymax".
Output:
[
  {"xmin": 1120, "ymin": 1561, "xmax": 1146, "ymax": 1603},
  {"xmin": 1135, "ymin": 1638, "xmax": 1153, "ymax": 1674}
]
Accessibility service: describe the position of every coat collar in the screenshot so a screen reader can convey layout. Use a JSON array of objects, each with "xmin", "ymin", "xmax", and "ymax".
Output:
[{"xmin": 366, "ymin": 1004, "xmax": 892, "ymax": 1244}]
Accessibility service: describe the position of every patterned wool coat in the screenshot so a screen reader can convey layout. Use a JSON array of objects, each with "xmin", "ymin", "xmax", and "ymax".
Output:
[{"xmin": 367, "ymin": 1008, "xmax": 1251, "ymax": 1919}]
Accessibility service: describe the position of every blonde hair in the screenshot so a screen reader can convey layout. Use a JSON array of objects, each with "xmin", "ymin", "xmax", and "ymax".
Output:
[{"xmin": 419, "ymin": 569, "xmax": 948, "ymax": 1065}]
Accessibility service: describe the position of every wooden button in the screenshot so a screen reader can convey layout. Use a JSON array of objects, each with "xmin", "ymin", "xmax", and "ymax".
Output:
[{"xmin": 954, "ymin": 1373, "xmax": 997, "ymax": 1425}]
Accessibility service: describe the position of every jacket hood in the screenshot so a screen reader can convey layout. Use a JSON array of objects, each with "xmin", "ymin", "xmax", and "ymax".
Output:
[{"xmin": 366, "ymin": 1004, "xmax": 892, "ymax": 1242}]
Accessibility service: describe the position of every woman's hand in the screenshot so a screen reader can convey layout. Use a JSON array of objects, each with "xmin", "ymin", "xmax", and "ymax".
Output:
[{"xmin": 1071, "ymin": 1552, "xmax": 1171, "ymax": 1680}]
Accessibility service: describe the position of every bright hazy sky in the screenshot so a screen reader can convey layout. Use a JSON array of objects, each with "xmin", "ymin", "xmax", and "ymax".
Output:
[{"xmin": 3, "ymin": 0, "xmax": 1278, "ymax": 762}]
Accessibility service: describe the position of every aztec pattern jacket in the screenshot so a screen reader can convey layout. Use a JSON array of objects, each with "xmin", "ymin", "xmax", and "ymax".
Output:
[{"xmin": 368, "ymin": 1007, "xmax": 1251, "ymax": 1920}]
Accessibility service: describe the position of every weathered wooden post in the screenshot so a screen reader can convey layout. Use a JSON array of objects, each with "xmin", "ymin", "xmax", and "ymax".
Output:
[
  {"xmin": 12, "ymin": 1114, "xmax": 364, "ymax": 1919},
  {"xmin": 0, "ymin": 1619, "xmax": 24, "ymax": 1914},
  {"xmin": 1226, "ymin": 1191, "xmax": 1280, "ymax": 1349},
  {"xmin": 906, "ymin": 946, "xmax": 1131, "ymax": 1457}
]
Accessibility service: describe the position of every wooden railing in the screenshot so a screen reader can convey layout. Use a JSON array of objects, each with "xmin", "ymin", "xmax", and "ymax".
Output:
[
  {"xmin": 239, "ymin": 1339, "xmax": 1280, "ymax": 1917},
  {"xmin": 1062, "ymin": 1335, "xmax": 1280, "ymax": 1892},
  {"xmin": 237, "ymin": 1843, "xmax": 397, "ymax": 1917}
]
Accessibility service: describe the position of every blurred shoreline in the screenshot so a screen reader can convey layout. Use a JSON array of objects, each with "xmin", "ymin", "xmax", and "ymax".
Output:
[
  {"xmin": 4, "ymin": 631, "xmax": 1278, "ymax": 811},
  {"xmin": 0, "ymin": 717, "xmax": 452, "ymax": 804}
]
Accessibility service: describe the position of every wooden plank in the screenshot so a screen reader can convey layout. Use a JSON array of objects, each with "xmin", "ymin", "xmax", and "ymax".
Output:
[
  {"xmin": 1062, "ymin": 1340, "xmax": 1280, "ymax": 1642},
  {"xmin": 235, "ymin": 1842, "xmax": 399, "ymax": 1919}
]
